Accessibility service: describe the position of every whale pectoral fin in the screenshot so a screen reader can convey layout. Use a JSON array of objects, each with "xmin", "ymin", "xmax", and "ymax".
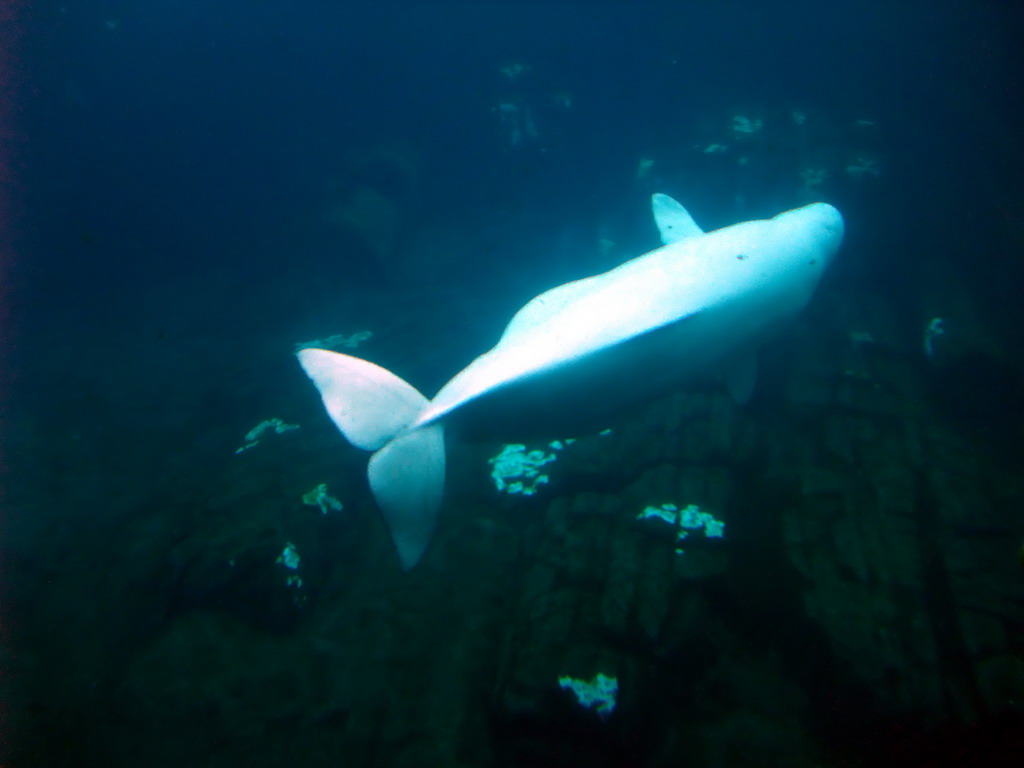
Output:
[
  {"xmin": 723, "ymin": 352, "xmax": 758, "ymax": 404},
  {"xmin": 297, "ymin": 348, "xmax": 429, "ymax": 451},
  {"xmin": 368, "ymin": 424, "xmax": 445, "ymax": 570},
  {"xmin": 652, "ymin": 193, "xmax": 704, "ymax": 244}
]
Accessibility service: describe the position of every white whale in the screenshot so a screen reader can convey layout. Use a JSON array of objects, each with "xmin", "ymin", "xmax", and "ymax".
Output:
[{"xmin": 298, "ymin": 194, "xmax": 844, "ymax": 569}]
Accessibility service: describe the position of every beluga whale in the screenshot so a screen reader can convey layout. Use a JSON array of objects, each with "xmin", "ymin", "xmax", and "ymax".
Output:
[{"xmin": 298, "ymin": 194, "xmax": 844, "ymax": 569}]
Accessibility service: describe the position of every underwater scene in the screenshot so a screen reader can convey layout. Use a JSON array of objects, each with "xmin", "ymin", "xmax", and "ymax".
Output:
[{"xmin": 1, "ymin": 1, "xmax": 1022, "ymax": 766}]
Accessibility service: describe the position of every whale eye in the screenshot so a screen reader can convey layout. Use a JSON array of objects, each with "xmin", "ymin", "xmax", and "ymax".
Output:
[
  {"xmin": 809, "ymin": 259, "xmax": 817, "ymax": 265},
  {"xmin": 736, "ymin": 253, "xmax": 747, "ymax": 260}
]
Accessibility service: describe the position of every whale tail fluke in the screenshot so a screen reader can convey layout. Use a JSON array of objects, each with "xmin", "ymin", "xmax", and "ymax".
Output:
[
  {"xmin": 368, "ymin": 424, "xmax": 444, "ymax": 569},
  {"xmin": 297, "ymin": 348, "xmax": 445, "ymax": 569}
]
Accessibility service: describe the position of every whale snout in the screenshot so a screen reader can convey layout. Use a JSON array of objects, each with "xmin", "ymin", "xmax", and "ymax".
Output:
[
  {"xmin": 794, "ymin": 202, "xmax": 844, "ymax": 265},
  {"xmin": 802, "ymin": 204, "xmax": 843, "ymax": 249}
]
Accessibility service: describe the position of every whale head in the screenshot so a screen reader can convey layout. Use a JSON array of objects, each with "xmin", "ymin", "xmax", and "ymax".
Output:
[{"xmin": 774, "ymin": 201, "xmax": 845, "ymax": 268}]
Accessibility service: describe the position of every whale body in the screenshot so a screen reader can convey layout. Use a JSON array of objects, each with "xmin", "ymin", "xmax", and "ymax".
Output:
[{"xmin": 298, "ymin": 194, "xmax": 844, "ymax": 569}]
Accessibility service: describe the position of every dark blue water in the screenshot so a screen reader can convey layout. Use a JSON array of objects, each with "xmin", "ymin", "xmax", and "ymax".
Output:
[{"xmin": 2, "ymin": 2, "xmax": 1022, "ymax": 766}]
